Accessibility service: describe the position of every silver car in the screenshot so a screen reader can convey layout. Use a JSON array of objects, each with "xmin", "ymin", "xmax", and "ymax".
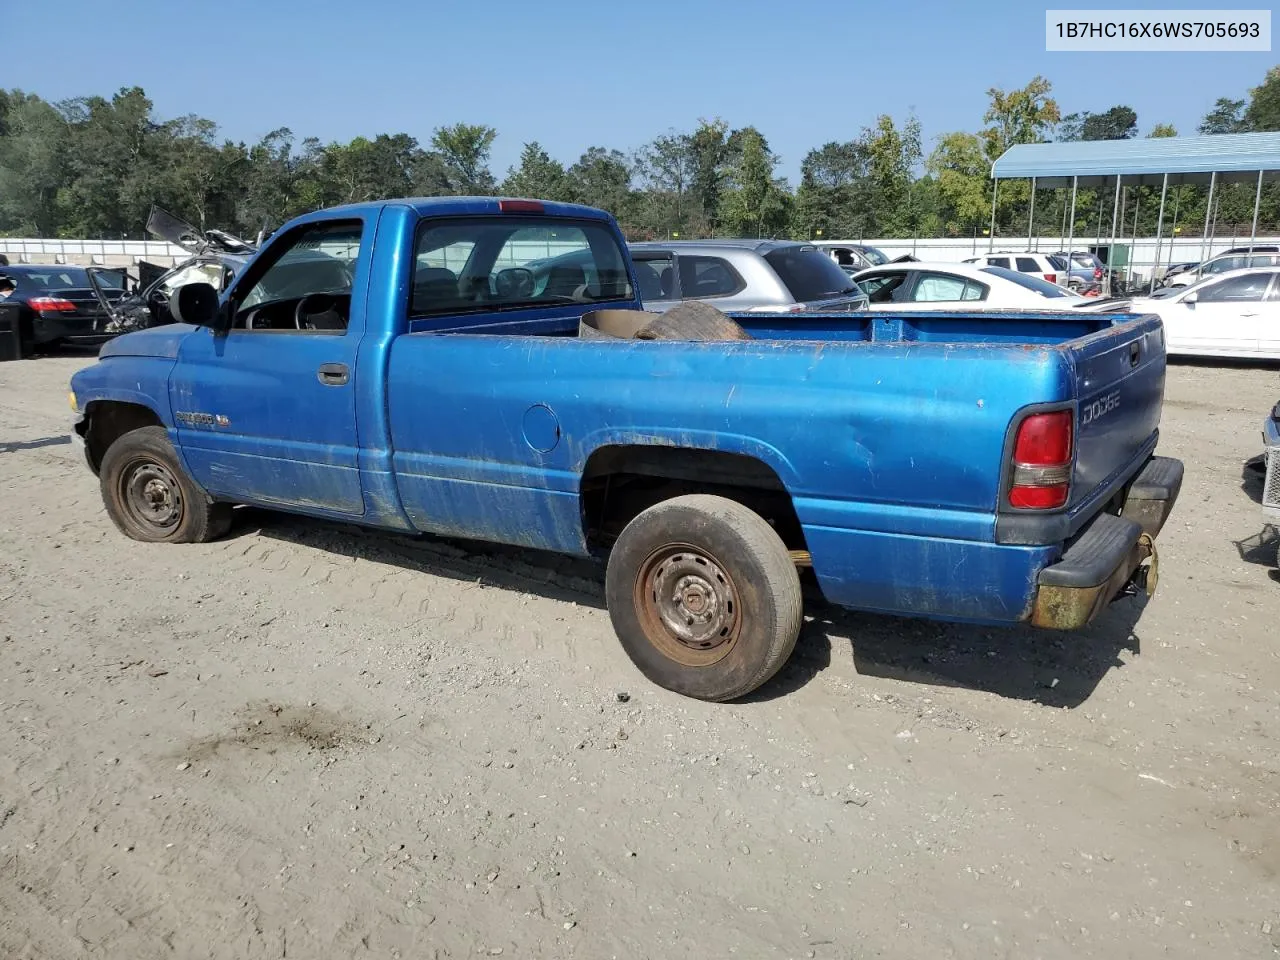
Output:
[{"xmin": 627, "ymin": 239, "xmax": 869, "ymax": 313}]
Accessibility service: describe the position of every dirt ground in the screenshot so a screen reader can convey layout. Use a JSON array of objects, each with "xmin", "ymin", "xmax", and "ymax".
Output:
[{"xmin": 0, "ymin": 352, "xmax": 1277, "ymax": 960}]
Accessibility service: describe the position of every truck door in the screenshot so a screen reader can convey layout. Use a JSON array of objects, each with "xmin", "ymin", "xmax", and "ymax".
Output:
[{"xmin": 169, "ymin": 217, "xmax": 371, "ymax": 516}]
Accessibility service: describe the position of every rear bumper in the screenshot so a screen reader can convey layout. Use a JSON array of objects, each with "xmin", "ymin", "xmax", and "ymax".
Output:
[
  {"xmin": 33, "ymin": 314, "xmax": 114, "ymax": 345},
  {"xmin": 1030, "ymin": 455, "xmax": 1182, "ymax": 629}
]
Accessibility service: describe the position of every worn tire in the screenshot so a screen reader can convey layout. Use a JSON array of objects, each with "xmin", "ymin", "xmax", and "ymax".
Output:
[
  {"xmin": 99, "ymin": 425, "xmax": 232, "ymax": 543},
  {"xmin": 636, "ymin": 301, "xmax": 751, "ymax": 341},
  {"xmin": 604, "ymin": 494, "xmax": 802, "ymax": 701}
]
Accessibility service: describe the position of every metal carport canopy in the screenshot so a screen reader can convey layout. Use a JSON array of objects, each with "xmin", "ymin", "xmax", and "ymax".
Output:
[{"xmin": 990, "ymin": 132, "xmax": 1280, "ymax": 187}]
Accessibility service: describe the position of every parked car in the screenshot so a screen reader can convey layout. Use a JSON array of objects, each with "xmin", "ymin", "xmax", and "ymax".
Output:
[
  {"xmin": 851, "ymin": 262, "xmax": 1086, "ymax": 309},
  {"xmin": 628, "ymin": 239, "xmax": 869, "ymax": 313},
  {"xmin": 1262, "ymin": 400, "xmax": 1280, "ymax": 532},
  {"xmin": 1081, "ymin": 266, "xmax": 1280, "ymax": 359},
  {"xmin": 809, "ymin": 242, "xmax": 891, "ymax": 274},
  {"xmin": 1050, "ymin": 251, "xmax": 1106, "ymax": 290},
  {"xmin": 0, "ymin": 264, "xmax": 129, "ymax": 355},
  {"xmin": 70, "ymin": 195, "xmax": 1180, "ymax": 702},
  {"xmin": 963, "ymin": 251, "xmax": 1065, "ymax": 286},
  {"xmin": 1161, "ymin": 251, "xmax": 1280, "ymax": 288}
]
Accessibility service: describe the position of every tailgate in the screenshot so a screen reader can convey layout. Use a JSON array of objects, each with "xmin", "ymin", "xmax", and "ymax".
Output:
[{"xmin": 1067, "ymin": 314, "xmax": 1165, "ymax": 515}]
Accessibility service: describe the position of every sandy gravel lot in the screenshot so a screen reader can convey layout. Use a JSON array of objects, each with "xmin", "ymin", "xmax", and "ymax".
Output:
[{"xmin": 0, "ymin": 352, "xmax": 1277, "ymax": 960}]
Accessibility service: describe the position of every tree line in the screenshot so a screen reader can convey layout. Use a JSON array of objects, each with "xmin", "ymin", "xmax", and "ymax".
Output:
[{"xmin": 1, "ymin": 66, "xmax": 1278, "ymax": 244}]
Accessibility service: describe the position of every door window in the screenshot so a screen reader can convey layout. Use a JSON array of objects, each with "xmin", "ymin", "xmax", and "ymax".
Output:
[
  {"xmin": 676, "ymin": 255, "xmax": 746, "ymax": 299},
  {"xmin": 1197, "ymin": 272, "xmax": 1272, "ymax": 302},
  {"xmin": 912, "ymin": 272, "xmax": 987, "ymax": 302},
  {"xmin": 857, "ymin": 271, "xmax": 907, "ymax": 303},
  {"xmin": 233, "ymin": 220, "xmax": 363, "ymax": 332},
  {"xmin": 987, "ymin": 257, "xmax": 1010, "ymax": 269},
  {"xmin": 1015, "ymin": 257, "xmax": 1041, "ymax": 273},
  {"xmin": 633, "ymin": 255, "xmax": 675, "ymax": 301}
]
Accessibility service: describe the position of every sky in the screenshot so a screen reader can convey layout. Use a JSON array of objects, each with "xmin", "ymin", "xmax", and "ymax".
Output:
[{"xmin": 5, "ymin": 0, "xmax": 1276, "ymax": 183}]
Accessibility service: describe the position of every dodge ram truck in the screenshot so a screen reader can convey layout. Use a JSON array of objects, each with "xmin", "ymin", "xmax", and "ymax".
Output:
[{"xmin": 69, "ymin": 196, "xmax": 1183, "ymax": 701}]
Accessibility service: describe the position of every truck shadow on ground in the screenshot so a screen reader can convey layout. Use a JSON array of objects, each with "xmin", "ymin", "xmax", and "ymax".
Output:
[
  {"xmin": 239, "ymin": 508, "xmax": 1143, "ymax": 709},
  {"xmin": 0, "ymin": 435, "xmax": 71, "ymax": 454}
]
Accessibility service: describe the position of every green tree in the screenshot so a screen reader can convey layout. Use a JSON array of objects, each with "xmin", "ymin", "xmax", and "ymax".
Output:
[
  {"xmin": 718, "ymin": 127, "xmax": 785, "ymax": 237},
  {"xmin": 1244, "ymin": 66, "xmax": 1280, "ymax": 131},
  {"xmin": 0, "ymin": 91, "xmax": 70, "ymax": 236},
  {"xmin": 1082, "ymin": 105, "xmax": 1138, "ymax": 140},
  {"xmin": 1147, "ymin": 123, "xmax": 1178, "ymax": 138},
  {"xmin": 500, "ymin": 141, "xmax": 572, "ymax": 201},
  {"xmin": 430, "ymin": 123, "xmax": 497, "ymax": 195},
  {"xmin": 981, "ymin": 76, "xmax": 1060, "ymax": 161},
  {"xmin": 927, "ymin": 131, "xmax": 988, "ymax": 235},
  {"xmin": 791, "ymin": 140, "xmax": 867, "ymax": 239},
  {"xmin": 1198, "ymin": 97, "xmax": 1246, "ymax": 134},
  {"xmin": 687, "ymin": 118, "xmax": 731, "ymax": 230},
  {"xmin": 566, "ymin": 146, "xmax": 633, "ymax": 221},
  {"xmin": 860, "ymin": 114, "xmax": 923, "ymax": 236}
]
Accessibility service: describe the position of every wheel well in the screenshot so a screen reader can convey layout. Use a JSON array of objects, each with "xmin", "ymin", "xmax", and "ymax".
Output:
[
  {"xmin": 580, "ymin": 445, "xmax": 808, "ymax": 554},
  {"xmin": 79, "ymin": 401, "xmax": 164, "ymax": 474}
]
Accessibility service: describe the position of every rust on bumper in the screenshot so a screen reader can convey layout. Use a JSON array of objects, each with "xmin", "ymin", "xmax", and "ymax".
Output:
[{"xmin": 1031, "ymin": 534, "xmax": 1157, "ymax": 630}]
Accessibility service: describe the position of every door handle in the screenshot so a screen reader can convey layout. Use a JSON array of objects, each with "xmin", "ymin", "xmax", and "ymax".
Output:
[
  {"xmin": 1129, "ymin": 341, "xmax": 1141, "ymax": 367},
  {"xmin": 1241, "ymin": 312, "xmax": 1259, "ymax": 317},
  {"xmin": 317, "ymin": 362, "xmax": 349, "ymax": 386}
]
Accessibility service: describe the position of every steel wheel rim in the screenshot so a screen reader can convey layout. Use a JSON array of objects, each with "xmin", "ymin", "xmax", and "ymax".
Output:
[
  {"xmin": 633, "ymin": 543, "xmax": 740, "ymax": 667},
  {"xmin": 120, "ymin": 457, "xmax": 183, "ymax": 534}
]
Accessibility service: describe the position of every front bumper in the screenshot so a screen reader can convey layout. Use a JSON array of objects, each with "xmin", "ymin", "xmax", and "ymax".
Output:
[{"xmin": 1030, "ymin": 455, "xmax": 1183, "ymax": 630}]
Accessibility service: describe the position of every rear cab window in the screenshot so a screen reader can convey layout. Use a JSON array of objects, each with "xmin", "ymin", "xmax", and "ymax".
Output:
[
  {"xmin": 763, "ymin": 246, "xmax": 861, "ymax": 302},
  {"xmin": 411, "ymin": 218, "xmax": 633, "ymax": 317}
]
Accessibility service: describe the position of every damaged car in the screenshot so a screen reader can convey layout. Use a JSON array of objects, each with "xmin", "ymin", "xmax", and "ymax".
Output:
[{"xmin": 87, "ymin": 206, "xmax": 257, "ymax": 334}]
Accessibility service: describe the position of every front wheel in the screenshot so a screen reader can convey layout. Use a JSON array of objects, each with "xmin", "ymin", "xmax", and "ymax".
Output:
[
  {"xmin": 604, "ymin": 494, "xmax": 803, "ymax": 701},
  {"xmin": 99, "ymin": 425, "xmax": 232, "ymax": 543}
]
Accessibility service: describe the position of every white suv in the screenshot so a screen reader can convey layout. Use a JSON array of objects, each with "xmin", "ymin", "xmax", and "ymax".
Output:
[{"xmin": 963, "ymin": 252, "xmax": 1065, "ymax": 286}]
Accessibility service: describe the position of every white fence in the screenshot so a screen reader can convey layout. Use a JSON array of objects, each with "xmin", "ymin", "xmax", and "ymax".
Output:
[{"xmin": 6, "ymin": 233, "xmax": 1280, "ymax": 285}]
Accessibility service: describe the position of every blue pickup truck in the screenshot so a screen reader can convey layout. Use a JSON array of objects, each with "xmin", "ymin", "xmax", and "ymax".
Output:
[{"xmin": 69, "ymin": 196, "xmax": 1183, "ymax": 701}]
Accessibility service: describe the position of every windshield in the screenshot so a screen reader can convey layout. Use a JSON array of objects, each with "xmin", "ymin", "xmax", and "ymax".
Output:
[
  {"xmin": 979, "ymin": 265, "xmax": 1072, "ymax": 298},
  {"xmin": 764, "ymin": 247, "xmax": 863, "ymax": 302}
]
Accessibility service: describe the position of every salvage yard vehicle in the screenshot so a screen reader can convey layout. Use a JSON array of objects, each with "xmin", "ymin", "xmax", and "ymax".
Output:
[
  {"xmin": 69, "ymin": 196, "xmax": 1183, "ymax": 702},
  {"xmin": 0, "ymin": 264, "xmax": 129, "ymax": 355},
  {"xmin": 851, "ymin": 261, "xmax": 1087, "ymax": 309},
  {"xmin": 627, "ymin": 239, "xmax": 870, "ymax": 314}
]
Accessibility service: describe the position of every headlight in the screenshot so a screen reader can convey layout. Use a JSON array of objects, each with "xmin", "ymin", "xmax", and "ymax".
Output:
[{"xmin": 68, "ymin": 390, "xmax": 78, "ymax": 412}]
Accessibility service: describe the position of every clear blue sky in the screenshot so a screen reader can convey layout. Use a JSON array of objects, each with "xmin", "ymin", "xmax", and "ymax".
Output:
[{"xmin": 6, "ymin": 0, "xmax": 1275, "ymax": 182}]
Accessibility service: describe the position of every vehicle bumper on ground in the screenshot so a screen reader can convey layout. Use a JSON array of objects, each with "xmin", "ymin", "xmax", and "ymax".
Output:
[{"xmin": 1030, "ymin": 456, "xmax": 1183, "ymax": 629}]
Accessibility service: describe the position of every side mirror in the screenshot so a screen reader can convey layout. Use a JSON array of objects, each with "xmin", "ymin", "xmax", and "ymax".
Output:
[
  {"xmin": 1182, "ymin": 290, "xmax": 1198, "ymax": 304},
  {"xmin": 169, "ymin": 282, "xmax": 220, "ymax": 327}
]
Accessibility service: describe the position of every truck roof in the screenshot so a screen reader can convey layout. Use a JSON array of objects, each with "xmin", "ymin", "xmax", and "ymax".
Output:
[{"xmin": 295, "ymin": 196, "xmax": 617, "ymax": 223}]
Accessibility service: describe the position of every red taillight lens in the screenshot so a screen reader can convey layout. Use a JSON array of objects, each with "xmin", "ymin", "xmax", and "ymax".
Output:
[
  {"xmin": 1093, "ymin": 267, "xmax": 1103, "ymax": 280},
  {"xmin": 29, "ymin": 297, "xmax": 75, "ymax": 312},
  {"xmin": 498, "ymin": 199, "xmax": 544, "ymax": 214},
  {"xmin": 1044, "ymin": 273, "xmax": 1057, "ymax": 284},
  {"xmin": 1009, "ymin": 410, "xmax": 1073, "ymax": 509}
]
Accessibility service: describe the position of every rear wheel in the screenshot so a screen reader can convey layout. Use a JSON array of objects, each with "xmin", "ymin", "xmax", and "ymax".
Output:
[
  {"xmin": 604, "ymin": 494, "xmax": 803, "ymax": 701},
  {"xmin": 99, "ymin": 425, "xmax": 232, "ymax": 543}
]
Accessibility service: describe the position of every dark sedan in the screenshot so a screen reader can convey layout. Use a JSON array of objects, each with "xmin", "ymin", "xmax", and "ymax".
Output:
[{"xmin": 0, "ymin": 264, "xmax": 128, "ymax": 355}]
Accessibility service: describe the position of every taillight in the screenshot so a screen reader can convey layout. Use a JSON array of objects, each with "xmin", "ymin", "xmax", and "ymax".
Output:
[
  {"xmin": 1009, "ymin": 410, "xmax": 1073, "ymax": 509},
  {"xmin": 29, "ymin": 297, "xmax": 75, "ymax": 312},
  {"xmin": 1093, "ymin": 267, "xmax": 1103, "ymax": 280},
  {"xmin": 1044, "ymin": 273, "xmax": 1057, "ymax": 284},
  {"xmin": 498, "ymin": 199, "xmax": 544, "ymax": 214}
]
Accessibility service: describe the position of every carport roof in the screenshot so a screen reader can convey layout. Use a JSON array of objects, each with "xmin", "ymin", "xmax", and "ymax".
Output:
[{"xmin": 990, "ymin": 132, "xmax": 1280, "ymax": 187}]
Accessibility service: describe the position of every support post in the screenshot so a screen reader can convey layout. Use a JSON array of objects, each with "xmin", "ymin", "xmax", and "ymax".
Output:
[
  {"xmin": 1198, "ymin": 171, "xmax": 1217, "ymax": 279},
  {"xmin": 1150, "ymin": 173, "xmax": 1168, "ymax": 295},
  {"xmin": 1064, "ymin": 176, "xmax": 1078, "ymax": 269},
  {"xmin": 988, "ymin": 178, "xmax": 999, "ymax": 252},
  {"xmin": 1250, "ymin": 169, "xmax": 1264, "ymax": 251},
  {"xmin": 1027, "ymin": 177, "xmax": 1037, "ymax": 251},
  {"xmin": 1107, "ymin": 177, "xmax": 1122, "ymax": 296}
]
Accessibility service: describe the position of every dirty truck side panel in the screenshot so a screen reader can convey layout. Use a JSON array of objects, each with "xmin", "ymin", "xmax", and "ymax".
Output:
[
  {"xmin": 386, "ymin": 335, "xmax": 1075, "ymax": 622},
  {"xmin": 164, "ymin": 210, "xmax": 386, "ymax": 518}
]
